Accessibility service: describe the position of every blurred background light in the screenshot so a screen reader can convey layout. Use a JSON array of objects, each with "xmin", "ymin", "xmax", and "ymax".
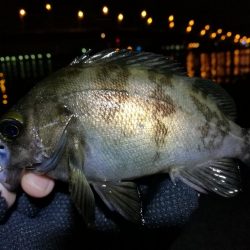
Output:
[
  {"xmin": 19, "ymin": 9, "xmax": 26, "ymax": 17},
  {"xmin": 186, "ymin": 26, "xmax": 192, "ymax": 33},
  {"xmin": 200, "ymin": 29, "xmax": 206, "ymax": 36},
  {"xmin": 189, "ymin": 20, "xmax": 194, "ymax": 26},
  {"xmin": 217, "ymin": 28, "xmax": 223, "ymax": 34},
  {"xmin": 117, "ymin": 13, "xmax": 124, "ymax": 22},
  {"xmin": 45, "ymin": 3, "xmax": 52, "ymax": 11},
  {"xmin": 78, "ymin": 10, "xmax": 84, "ymax": 19},
  {"xmin": 169, "ymin": 21, "xmax": 175, "ymax": 28},
  {"xmin": 102, "ymin": 6, "xmax": 109, "ymax": 15},
  {"xmin": 141, "ymin": 10, "xmax": 147, "ymax": 18},
  {"xmin": 205, "ymin": 24, "xmax": 210, "ymax": 30},
  {"xmin": 168, "ymin": 15, "xmax": 174, "ymax": 22},
  {"xmin": 147, "ymin": 17, "xmax": 153, "ymax": 25},
  {"xmin": 100, "ymin": 32, "xmax": 106, "ymax": 39}
]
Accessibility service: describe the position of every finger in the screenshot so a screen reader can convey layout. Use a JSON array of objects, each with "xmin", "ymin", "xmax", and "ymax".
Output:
[
  {"xmin": 0, "ymin": 183, "xmax": 16, "ymax": 207},
  {"xmin": 21, "ymin": 173, "xmax": 55, "ymax": 198}
]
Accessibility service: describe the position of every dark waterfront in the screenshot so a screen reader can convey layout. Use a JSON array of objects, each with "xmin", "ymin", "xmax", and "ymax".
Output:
[
  {"xmin": 1, "ymin": 44, "xmax": 250, "ymax": 128},
  {"xmin": 1, "ymin": 1, "xmax": 250, "ymax": 249}
]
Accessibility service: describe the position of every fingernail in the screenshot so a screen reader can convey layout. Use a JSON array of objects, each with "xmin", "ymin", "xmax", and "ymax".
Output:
[{"xmin": 22, "ymin": 173, "xmax": 55, "ymax": 198}]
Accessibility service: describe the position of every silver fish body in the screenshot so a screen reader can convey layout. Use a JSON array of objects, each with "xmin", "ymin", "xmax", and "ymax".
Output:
[{"xmin": 0, "ymin": 49, "xmax": 248, "ymax": 224}]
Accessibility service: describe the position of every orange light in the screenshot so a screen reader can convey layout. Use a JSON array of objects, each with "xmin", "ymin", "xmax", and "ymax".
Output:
[
  {"xmin": 117, "ymin": 13, "xmax": 124, "ymax": 22},
  {"xmin": 19, "ymin": 9, "xmax": 26, "ymax": 17},
  {"xmin": 205, "ymin": 25, "xmax": 210, "ymax": 30},
  {"xmin": 147, "ymin": 17, "xmax": 153, "ymax": 25},
  {"xmin": 169, "ymin": 21, "xmax": 174, "ymax": 28},
  {"xmin": 186, "ymin": 26, "xmax": 192, "ymax": 33},
  {"xmin": 102, "ymin": 6, "xmax": 109, "ymax": 15},
  {"xmin": 240, "ymin": 36, "xmax": 247, "ymax": 44},
  {"xmin": 141, "ymin": 10, "xmax": 147, "ymax": 18},
  {"xmin": 168, "ymin": 15, "xmax": 174, "ymax": 22},
  {"xmin": 189, "ymin": 20, "xmax": 194, "ymax": 26},
  {"xmin": 200, "ymin": 30, "xmax": 206, "ymax": 36},
  {"xmin": 235, "ymin": 34, "xmax": 240, "ymax": 40},
  {"xmin": 221, "ymin": 35, "xmax": 226, "ymax": 40},
  {"xmin": 210, "ymin": 32, "xmax": 217, "ymax": 39},
  {"xmin": 188, "ymin": 42, "xmax": 200, "ymax": 49},
  {"xmin": 78, "ymin": 10, "xmax": 84, "ymax": 19},
  {"xmin": 45, "ymin": 3, "xmax": 52, "ymax": 11},
  {"xmin": 217, "ymin": 28, "xmax": 223, "ymax": 34},
  {"xmin": 227, "ymin": 31, "xmax": 232, "ymax": 37}
]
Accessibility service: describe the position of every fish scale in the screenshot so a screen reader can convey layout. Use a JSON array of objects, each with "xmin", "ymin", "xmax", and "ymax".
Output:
[{"xmin": 0, "ymin": 49, "xmax": 248, "ymax": 225}]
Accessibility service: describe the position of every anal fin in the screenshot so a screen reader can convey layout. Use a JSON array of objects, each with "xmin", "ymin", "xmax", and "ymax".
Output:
[
  {"xmin": 92, "ymin": 181, "xmax": 142, "ymax": 224},
  {"xmin": 172, "ymin": 158, "xmax": 241, "ymax": 197}
]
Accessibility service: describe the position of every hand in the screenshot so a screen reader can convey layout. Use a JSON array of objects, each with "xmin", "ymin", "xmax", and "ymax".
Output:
[{"xmin": 0, "ymin": 173, "xmax": 55, "ymax": 207}]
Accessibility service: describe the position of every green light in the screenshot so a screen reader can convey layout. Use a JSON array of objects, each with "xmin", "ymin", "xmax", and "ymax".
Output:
[
  {"xmin": 46, "ymin": 53, "xmax": 51, "ymax": 59},
  {"xmin": 18, "ymin": 55, "xmax": 23, "ymax": 61},
  {"xmin": 0, "ymin": 57, "xmax": 4, "ymax": 62},
  {"xmin": 24, "ymin": 55, "xmax": 29, "ymax": 60},
  {"xmin": 37, "ymin": 54, "xmax": 43, "ymax": 59},
  {"xmin": 81, "ymin": 48, "xmax": 87, "ymax": 53},
  {"xmin": 11, "ymin": 56, "xmax": 16, "ymax": 62},
  {"xmin": 31, "ymin": 54, "xmax": 35, "ymax": 60},
  {"xmin": 5, "ymin": 56, "xmax": 10, "ymax": 62}
]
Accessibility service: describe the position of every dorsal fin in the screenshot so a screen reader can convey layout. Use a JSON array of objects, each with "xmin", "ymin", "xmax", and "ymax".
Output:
[
  {"xmin": 70, "ymin": 49, "xmax": 186, "ymax": 76},
  {"xmin": 192, "ymin": 78, "xmax": 237, "ymax": 121}
]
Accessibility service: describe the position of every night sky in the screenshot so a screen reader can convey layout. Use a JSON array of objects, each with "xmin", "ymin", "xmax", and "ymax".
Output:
[{"xmin": 0, "ymin": 0, "xmax": 250, "ymax": 35}]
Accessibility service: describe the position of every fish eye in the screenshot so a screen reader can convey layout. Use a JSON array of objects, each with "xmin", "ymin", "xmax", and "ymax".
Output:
[{"xmin": 0, "ymin": 119, "xmax": 23, "ymax": 140}]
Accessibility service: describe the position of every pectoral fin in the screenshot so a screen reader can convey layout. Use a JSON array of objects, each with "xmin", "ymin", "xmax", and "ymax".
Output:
[
  {"xmin": 68, "ymin": 144, "xmax": 95, "ymax": 225},
  {"xmin": 92, "ymin": 181, "xmax": 142, "ymax": 224},
  {"xmin": 171, "ymin": 158, "xmax": 241, "ymax": 197}
]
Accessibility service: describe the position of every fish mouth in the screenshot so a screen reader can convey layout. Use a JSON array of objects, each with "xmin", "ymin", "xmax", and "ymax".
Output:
[{"xmin": 0, "ymin": 164, "xmax": 20, "ymax": 191}]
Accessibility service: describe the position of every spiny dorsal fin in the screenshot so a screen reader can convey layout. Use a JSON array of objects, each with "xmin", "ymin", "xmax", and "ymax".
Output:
[
  {"xmin": 192, "ymin": 78, "xmax": 237, "ymax": 121},
  {"xmin": 70, "ymin": 49, "xmax": 186, "ymax": 76},
  {"xmin": 92, "ymin": 181, "xmax": 142, "ymax": 224},
  {"xmin": 171, "ymin": 158, "xmax": 241, "ymax": 197}
]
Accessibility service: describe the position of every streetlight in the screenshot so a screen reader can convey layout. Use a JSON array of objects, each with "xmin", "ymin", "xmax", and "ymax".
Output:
[
  {"xmin": 45, "ymin": 3, "xmax": 52, "ymax": 11},
  {"xmin": 19, "ymin": 9, "xmax": 26, "ymax": 18},
  {"xmin": 102, "ymin": 6, "xmax": 109, "ymax": 15},
  {"xmin": 147, "ymin": 17, "xmax": 153, "ymax": 25},
  {"xmin": 117, "ymin": 13, "xmax": 124, "ymax": 22},
  {"xmin": 141, "ymin": 10, "xmax": 147, "ymax": 18},
  {"xmin": 168, "ymin": 15, "xmax": 174, "ymax": 22},
  {"xmin": 78, "ymin": 10, "xmax": 84, "ymax": 19}
]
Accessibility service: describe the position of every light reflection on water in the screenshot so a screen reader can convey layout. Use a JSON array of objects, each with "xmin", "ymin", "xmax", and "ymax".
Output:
[
  {"xmin": 0, "ymin": 53, "xmax": 53, "ymax": 109},
  {"xmin": 0, "ymin": 49, "xmax": 250, "ymax": 109},
  {"xmin": 186, "ymin": 49, "xmax": 250, "ymax": 83},
  {"xmin": 0, "ymin": 54, "xmax": 52, "ymax": 81}
]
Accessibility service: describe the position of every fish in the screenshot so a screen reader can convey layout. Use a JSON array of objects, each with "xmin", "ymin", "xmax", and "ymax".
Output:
[{"xmin": 0, "ymin": 49, "xmax": 248, "ymax": 225}]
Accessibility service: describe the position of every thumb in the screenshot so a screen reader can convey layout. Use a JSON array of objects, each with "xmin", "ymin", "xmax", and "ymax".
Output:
[{"xmin": 21, "ymin": 173, "xmax": 55, "ymax": 198}]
